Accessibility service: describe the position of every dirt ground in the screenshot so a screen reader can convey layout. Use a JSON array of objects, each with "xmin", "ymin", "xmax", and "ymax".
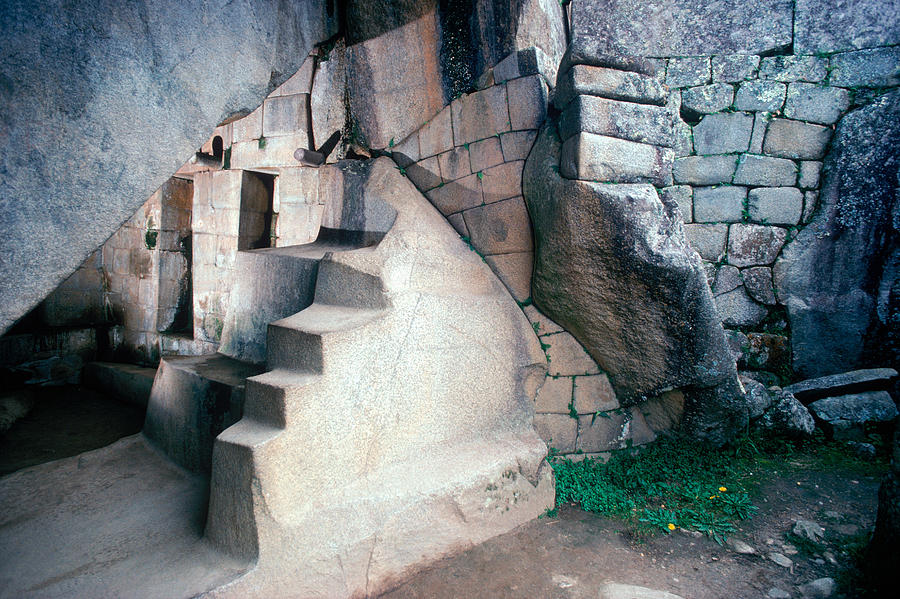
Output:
[
  {"xmin": 0, "ymin": 386, "xmax": 886, "ymax": 598},
  {"xmin": 379, "ymin": 455, "xmax": 883, "ymax": 599}
]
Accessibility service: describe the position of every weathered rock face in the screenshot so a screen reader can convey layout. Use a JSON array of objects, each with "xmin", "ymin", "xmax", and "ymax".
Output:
[
  {"xmin": 755, "ymin": 391, "xmax": 816, "ymax": 438},
  {"xmin": 524, "ymin": 125, "xmax": 745, "ymax": 445},
  {"xmin": 0, "ymin": 0, "xmax": 338, "ymax": 334},
  {"xmin": 808, "ymin": 391, "xmax": 899, "ymax": 439},
  {"xmin": 569, "ymin": 0, "xmax": 793, "ymax": 56},
  {"xmin": 774, "ymin": 91, "xmax": 900, "ymax": 379}
]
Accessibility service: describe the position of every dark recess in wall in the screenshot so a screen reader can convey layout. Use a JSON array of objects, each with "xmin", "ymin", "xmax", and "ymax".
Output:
[{"xmin": 438, "ymin": 0, "xmax": 477, "ymax": 101}]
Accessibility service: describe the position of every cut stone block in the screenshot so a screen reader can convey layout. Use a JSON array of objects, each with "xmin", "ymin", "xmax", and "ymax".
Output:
[
  {"xmin": 666, "ymin": 57, "xmax": 711, "ymax": 88},
  {"xmin": 493, "ymin": 47, "xmax": 558, "ymax": 85},
  {"xmin": 468, "ymin": 137, "xmax": 504, "ymax": 173},
  {"xmin": 759, "ymin": 56, "xmax": 828, "ymax": 83},
  {"xmin": 553, "ymin": 64, "xmax": 667, "ymax": 109},
  {"xmin": 272, "ymin": 57, "xmax": 314, "ymax": 96},
  {"xmin": 574, "ymin": 374, "xmax": 619, "ymax": 414},
  {"xmin": 734, "ymin": 81, "xmax": 786, "ymax": 112},
  {"xmin": 230, "ymin": 133, "xmax": 310, "ymax": 169},
  {"xmin": 748, "ymin": 187, "xmax": 803, "ymax": 225},
  {"xmin": 480, "ymin": 160, "xmax": 525, "ymax": 204},
  {"xmin": 524, "ymin": 305, "xmax": 564, "ymax": 336},
  {"xmin": 500, "ymin": 131, "xmax": 538, "ymax": 161},
  {"xmin": 463, "ymin": 197, "xmax": 533, "ymax": 255},
  {"xmin": 681, "ymin": 83, "xmax": 734, "ymax": 114},
  {"xmin": 447, "ymin": 213, "xmax": 468, "ymax": 237},
  {"xmin": 452, "ymin": 85, "xmax": 511, "ymax": 146},
  {"xmin": 802, "ymin": 190, "xmax": 818, "ymax": 223},
  {"xmin": 749, "ymin": 113, "xmax": 769, "ymax": 154},
  {"xmin": 232, "ymin": 105, "xmax": 263, "ymax": 143},
  {"xmin": 660, "ymin": 185, "xmax": 693, "ymax": 223},
  {"xmin": 693, "ymin": 112, "xmax": 754, "ymax": 154},
  {"xmin": 484, "ymin": 252, "xmax": 533, "ymax": 303},
  {"xmin": 798, "ymin": 161, "xmax": 822, "ymax": 189},
  {"xmin": 418, "ymin": 105, "xmax": 454, "ymax": 159},
  {"xmin": 507, "ymin": 74, "xmax": 548, "ymax": 131},
  {"xmin": 559, "ymin": 95, "xmax": 674, "ymax": 148},
  {"xmin": 406, "ymin": 156, "xmax": 442, "ymax": 191},
  {"xmin": 438, "ymin": 146, "xmax": 472, "ymax": 182},
  {"xmin": 560, "ymin": 132, "xmax": 674, "ymax": 186},
  {"xmin": 576, "ymin": 411, "xmax": 628, "ymax": 452},
  {"xmin": 693, "ymin": 186, "xmax": 747, "ymax": 223},
  {"xmin": 714, "ymin": 265, "xmax": 742, "ymax": 295},
  {"xmin": 733, "ymin": 155, "xmax": 797, "ymax": 187},
  {"xmin": 425, "ymin": 172, "xmax": 482, "ymax": 214},
  {"xmin": 671, "ymin": 124, "xmax": 692, "ymax": 162},
  {"xmin": 262, "ymin": 94, "xmax": 308, "ymax": 138},
  {"xmin": 763, "ymin": 119, "xmax": 832, "ymax": 160},
  {"xmin": 712, "ymin": 55, "xmax": 760, "ymax": 83},
  {"xmin": 727, "ymin": 224, "xmax": 788, "ymax": 267},
  {"xmin": 673, "ymin": 155, "xmax": 738, "ymax": 185},
  {"xmin": 683, "ymin": 224, "xmax": 728, "ymax": 262},
  {"xmin": 534, "ymin": 375, "xmax": 574, "ymax": 414},
  {"xmin": 784, "ymin": 83, "xmax": 851, "ymax": 125},
  {"xmin": 828, "ymin": 47, "xmax": 900, "ymax": 88},
  {"xmin": 542, "ymin": 331, "xmax": 601, "ymax": 376},
  {"xmin": 742, "ymin": 266, "xmax": 776, "ymax": 305},
  {"xmin": 716, "ymin": 286, "xmax": 768, "ymax": 327},
  {"xmin": 391, "ymin": 132, "xmax": 420, "ymax": 167},
  {"xmin": 783, "ymin": 368, "xmax": 898, "ymax": 402},
  {"xmin": 533, "ymin": 413, "xmax": 577, "ymax": 452}
]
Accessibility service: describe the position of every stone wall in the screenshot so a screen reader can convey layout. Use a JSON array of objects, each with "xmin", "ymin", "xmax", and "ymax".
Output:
[
  {"xmin": 652, "ymin": 41, "xmax": 899, "ymax": 384},
  {"xmin": 390, "ymin": 47, "xmax": 686, "ymax": 455},
  {"xmin": 562, "ymin": 0, "xmax": 900, "ymax": 385}
]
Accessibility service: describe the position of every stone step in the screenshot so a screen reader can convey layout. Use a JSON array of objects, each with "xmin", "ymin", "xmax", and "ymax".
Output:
[
  {"xmin": 783, "ymin": 368, "xmax": 898, "ymax": 403},
  {"xmin": 241, "ymin": 369, "xmax": 321, "ymax": 428},
  {"xmin": 219, "ymin": 238, "xmax": 377, "ymax": 365},
  {"xmin": 312, "ymin": 253, "xmax": 388, "ymax": 309},
  {"xmin": 143, "ymin": 354, "xmax": 264, "ymax": 473},
  {"xmin": 82, "ymin": 361, "xmax": 157, "ymax": 407},
  {"xmin": 265, "ymin": 304, "xmax": 387, "ymax": 372}
]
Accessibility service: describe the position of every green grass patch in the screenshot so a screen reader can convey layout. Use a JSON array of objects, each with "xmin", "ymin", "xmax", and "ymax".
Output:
[{"xmin": 549, "ymin": 430, "xmax": 888, "ymax": 544}]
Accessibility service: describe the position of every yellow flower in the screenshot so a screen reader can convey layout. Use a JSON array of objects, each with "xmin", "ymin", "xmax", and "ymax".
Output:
[
  {"xmin": 667, "ymin": 523, "xmax": 676, "ymax": 531},
  {"xmin": 709, "ymin": 495, "xmax": 718, "ymax": 500},
  {"xmin": 719, "ymin": 486, "xmax": 727, "ymax": 492}
]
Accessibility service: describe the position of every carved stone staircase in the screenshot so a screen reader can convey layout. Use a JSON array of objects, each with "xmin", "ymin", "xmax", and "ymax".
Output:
[{"xmin": 142, "ymin": 157, "xmax": 552, "ymax": 598}]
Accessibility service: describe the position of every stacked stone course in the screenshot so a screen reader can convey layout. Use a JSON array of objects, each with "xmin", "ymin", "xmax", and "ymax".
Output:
[{"xmin": 657, "ymin": 49, "xmax": 897, "ymax": 377}]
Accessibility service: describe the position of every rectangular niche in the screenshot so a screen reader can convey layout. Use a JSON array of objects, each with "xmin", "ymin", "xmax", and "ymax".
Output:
[{"xmin": 238, "ymin": 171, "xmax": 276, "ymax": 250}]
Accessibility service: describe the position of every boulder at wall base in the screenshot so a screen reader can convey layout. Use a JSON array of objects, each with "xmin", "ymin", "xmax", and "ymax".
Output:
[
  {"xmin": 754, "ymin": 392, "xmax": 816, "ymax": 438},
  {"xmin": 523, "ymin": 124, "xmax": 746, "ymax": 445},
  {"xmin": 774, "ymin": 90, "xmax": 900, "ymax": 379}
]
